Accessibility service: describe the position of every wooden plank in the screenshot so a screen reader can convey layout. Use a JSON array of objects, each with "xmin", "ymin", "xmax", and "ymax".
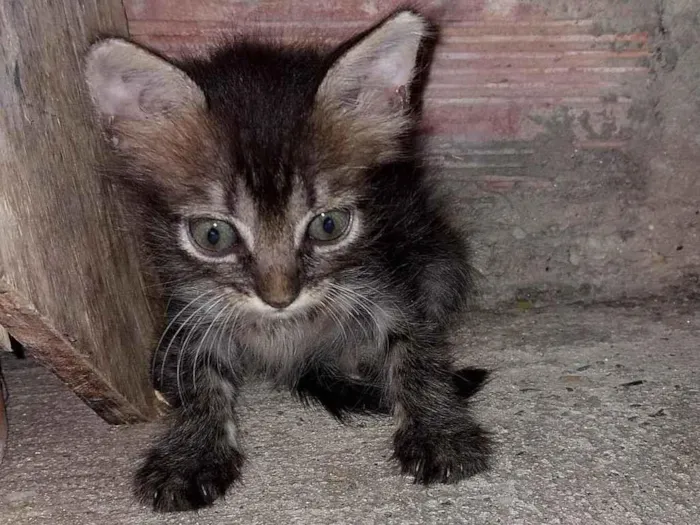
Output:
[
  {"xmin": 0, "ymin": 0, "xmax": 160, "ymax": 423},
  {"xmin": 0, "ymin": 283, "xmax": 148, "ymax": 424}
]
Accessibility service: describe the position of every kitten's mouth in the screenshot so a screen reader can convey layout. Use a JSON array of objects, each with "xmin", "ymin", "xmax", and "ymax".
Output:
[
  {"xmin": 260, "ymin": 308, "xmax": 297, "ymax": 320},
  {"xmin": 241, "ymin": 290, "xmax": 321, "ymax": 323},
  {"xmin": 246, "ymin": 306, "xmax": 319, "ymax": 331}
]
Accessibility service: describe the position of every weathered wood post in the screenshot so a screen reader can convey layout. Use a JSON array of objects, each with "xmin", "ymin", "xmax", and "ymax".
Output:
[{"xmin": 0, "ymin": 0, "xmax": 160, "ymax": 423}]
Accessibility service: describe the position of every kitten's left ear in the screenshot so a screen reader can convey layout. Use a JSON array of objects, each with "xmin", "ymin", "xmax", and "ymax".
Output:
[{"xmin": 318, "ymin": 10, "xmax": 433, "ymax": 119}]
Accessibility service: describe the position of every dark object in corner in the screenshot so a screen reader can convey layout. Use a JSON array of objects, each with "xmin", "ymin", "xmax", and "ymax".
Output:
[
  {"xmin": 0, "ymin": 333, "xmax": 24, "ymax": 464},
  {"xmin": 9, "ymin": 333, "xmax": 26, "ymax": 358},
  {"xmin": 0, "ymin": 357, "xmax": 7, "ymax": 464}
]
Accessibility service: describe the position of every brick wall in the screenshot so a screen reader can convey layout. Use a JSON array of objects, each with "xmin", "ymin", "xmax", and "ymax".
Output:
[{"xmin": 122, "ymin": 0, "xmax": 700, "ymax": 307}]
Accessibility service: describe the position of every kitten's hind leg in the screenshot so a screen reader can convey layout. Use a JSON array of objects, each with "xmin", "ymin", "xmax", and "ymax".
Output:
[
  {"xmin": 292, "ymin": 364, "xmax": 390, "ymax": 420},
  {"xmin": 134, "ymin": 339, "xmax": 244, "ymax": 512}
]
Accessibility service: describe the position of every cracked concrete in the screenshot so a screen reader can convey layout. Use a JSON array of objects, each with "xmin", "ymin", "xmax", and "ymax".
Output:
[{"xmin": 1, "ymin": 302, "xmax": 697, "ymax": 524}]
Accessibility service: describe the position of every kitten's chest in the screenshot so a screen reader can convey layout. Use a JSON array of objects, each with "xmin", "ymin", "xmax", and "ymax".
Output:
[{"xmin": 233, "ymin": 307, "xmax": 392, "ymax": 376}]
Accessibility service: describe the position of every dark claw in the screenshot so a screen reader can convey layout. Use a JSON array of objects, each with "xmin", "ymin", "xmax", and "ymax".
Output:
[
  {"xmin": 393, "ymin": 421, "xmax": 491, "ymax": 485},
  {"xmin": 134, "ymin": 445, "xmax": 244, "ymax": 512}
]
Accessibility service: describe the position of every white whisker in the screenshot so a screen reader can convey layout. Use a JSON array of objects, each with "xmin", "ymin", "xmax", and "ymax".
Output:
[
  {"xmin": 177, "ymin": 294, "xmax": 230, "ymax": 407},
  {"xmin": 212, "ymin": 305, "xmax": 237, "ymax": 380},
  {"xmin": 153, "ymin": 289, "xmax": 217, "ymax": 386},
  {"xmin": 192, "ymin": 302, "xmax": 233, "ymax": 392},
  {"xmin": 324, "ymin": 285, "xmax": 375, "ymax": 343}
]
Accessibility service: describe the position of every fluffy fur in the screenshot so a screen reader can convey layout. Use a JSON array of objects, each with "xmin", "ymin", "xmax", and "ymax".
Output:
[{"xmin": 84, "ymin": 8, "xmax": 491, "ymax": 512}]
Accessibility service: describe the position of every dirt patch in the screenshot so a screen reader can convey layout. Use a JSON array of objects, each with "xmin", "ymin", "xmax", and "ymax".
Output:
[{"xmin": 458, "ymin": 1, "xmax": 700, "ymax": 308}]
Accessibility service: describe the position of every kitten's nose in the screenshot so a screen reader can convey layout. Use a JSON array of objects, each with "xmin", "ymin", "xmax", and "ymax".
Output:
[
  {"xmin": 255, "ymin": 266, "xmax": 300, "ymax": 309},
  {"xmin": 263, "ymin": 295, "xmax": 296, "ymax": 309}
]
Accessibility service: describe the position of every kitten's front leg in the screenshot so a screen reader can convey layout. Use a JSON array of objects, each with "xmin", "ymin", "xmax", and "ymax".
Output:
[
  {"xmin": 134, "ymin": 339, "xmax": 244, "ymax": 512},
  {"xmin": 388, "ymin": 334, "xmax": 491, "ymax": 484}
]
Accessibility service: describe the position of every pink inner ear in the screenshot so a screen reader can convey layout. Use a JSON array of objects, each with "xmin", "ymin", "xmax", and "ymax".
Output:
[
  {"xmin": 86, "ymin": 40, "xmax": 206, "ymax": 122},
  {"xmin": 316, "ymin": 11, "xmax": 427, "ymax": 115},
  {"xmin": 372, "ymin": 82, "xmax": 414, "ymax": 116},
  {"xmin": 395, "ymin": 85, "xmax": 409, "ymax": 108},
  {"xmin": 372, "ymin": 48, "xmax": 417, "ymax": 88},
  {"xmin": 101, "ymin": 76, "xmax": 145, "ymax": 119},
  {"xmin": 383, "ymin": 85, "xmax": 410, "ymax": 112}
]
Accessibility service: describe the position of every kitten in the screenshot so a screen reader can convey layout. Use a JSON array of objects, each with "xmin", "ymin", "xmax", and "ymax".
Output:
[{"xmin": 84, "ymin": 8, "xmax": 491, "ymax": 512}]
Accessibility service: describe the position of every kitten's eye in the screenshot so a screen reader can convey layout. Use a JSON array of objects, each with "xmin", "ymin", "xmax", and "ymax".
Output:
[
  {"xmin": 307, "ymin": 209, "xmax": 352, "ymax": 243},
  {"xmin": 188, "ymin": 218, "xmax": 238, "ymax": 255}
]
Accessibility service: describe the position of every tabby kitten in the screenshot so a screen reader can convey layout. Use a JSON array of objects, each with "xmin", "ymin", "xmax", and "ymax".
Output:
[{"xmin": 84, "ymin": 8, "xmax": 491, "ymax": 512}]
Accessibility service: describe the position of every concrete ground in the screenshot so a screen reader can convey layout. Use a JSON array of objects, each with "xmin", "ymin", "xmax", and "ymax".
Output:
[{"xmin": 0, "ymin": 302, "xmax": 698, "ymax": 525}]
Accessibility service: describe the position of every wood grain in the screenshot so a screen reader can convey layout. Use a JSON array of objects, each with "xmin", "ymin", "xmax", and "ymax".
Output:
[
  {"xmin": 0, "ymin": 0, "xmax": 160, "ymax": 423},
  {"xmin": 0, "ymin": 283, "xmax": 149, "ymax": 424}
]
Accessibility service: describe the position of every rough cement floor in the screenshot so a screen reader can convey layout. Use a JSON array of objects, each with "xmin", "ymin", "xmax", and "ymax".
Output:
[{"xmin": 0, "ymin": 302, "xmax": 698, "ymax": 524}]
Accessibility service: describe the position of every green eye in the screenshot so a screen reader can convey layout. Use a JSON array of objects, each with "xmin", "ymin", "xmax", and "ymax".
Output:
[
  {"xmin": 188, "ymin": 218, "xmax": 238, "ymax": 255},
  {"xmin": 307, "ymin": 209, "xmax": 352, "ymax": 243}
]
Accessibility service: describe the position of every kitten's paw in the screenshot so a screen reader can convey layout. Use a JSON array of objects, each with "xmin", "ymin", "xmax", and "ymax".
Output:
[
  {"xmin": 392, "ymin": 421, "xmax": 491, "ymax": 484},
  {"xmin": 134, "ymin": 445, "xmax": 244, "ymax": 512}
]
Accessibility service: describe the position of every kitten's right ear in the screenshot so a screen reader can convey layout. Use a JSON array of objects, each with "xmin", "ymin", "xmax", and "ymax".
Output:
[{"xmin": 84, "ymin": 39, "xmax": 205, "ymax": 125}]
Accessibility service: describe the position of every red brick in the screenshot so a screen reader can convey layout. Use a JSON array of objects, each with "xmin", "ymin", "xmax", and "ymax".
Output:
[
  {"xmin": 124, "ymin": 1, "xmax": 650, "ymax": 148},
  {"xmin": 124, "ymin": 0, "xmax": 487, "ymax": 24},
  {"xmin": 423, "ymin": 104, "xmax": 522, "ymax": 141},
  {"xmin": 431, "ymin": 50, "xmax": 649, "ymax": 71}
]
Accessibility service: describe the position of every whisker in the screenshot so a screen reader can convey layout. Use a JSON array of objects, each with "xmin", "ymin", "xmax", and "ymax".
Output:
[
  {"xmin": 153, "ymin": 289, "xmax": 216, "ymax": 385},
  {"xmin": 225, "ymin": 302, "xmax": 246, "ymax": 376},
  {"xmin": 320, "ymin": 293, "xmax": 348, "ymax": 344},
  {"xmin": 212, "ymin": 305, "xmax": 237, "ymax": 380},
  {"xmin": 160, "ymin": 291, "xmax": 229, "ymax": 404},
  {"xmin": 192, "ymin": 301, "xmax": 232, "ymax": 392},
  {"xmin": 325, "ymin": 286, "xmax": 374, "ymax": 343},
  {"xmin": 177, "ymin": 294, "xmax": 229, "ymax": 408},
  {"xmin": 328, "ymin": 283, "xmax": 379, "ymax": 322}
]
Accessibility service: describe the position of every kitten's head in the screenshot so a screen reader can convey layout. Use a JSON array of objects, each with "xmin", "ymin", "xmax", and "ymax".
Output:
[{"xmin": 84, "ymin": 10, "xmax": 435, "ymax": 326}]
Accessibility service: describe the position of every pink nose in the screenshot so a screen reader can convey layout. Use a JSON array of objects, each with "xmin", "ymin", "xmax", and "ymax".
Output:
[
  {"xmin": 262, "ymin": 294, "xmax": 297, "ymax": 309},
  {"xmin": 255, "ymin": 267, "xmax": 300, "ymax": 309}
]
